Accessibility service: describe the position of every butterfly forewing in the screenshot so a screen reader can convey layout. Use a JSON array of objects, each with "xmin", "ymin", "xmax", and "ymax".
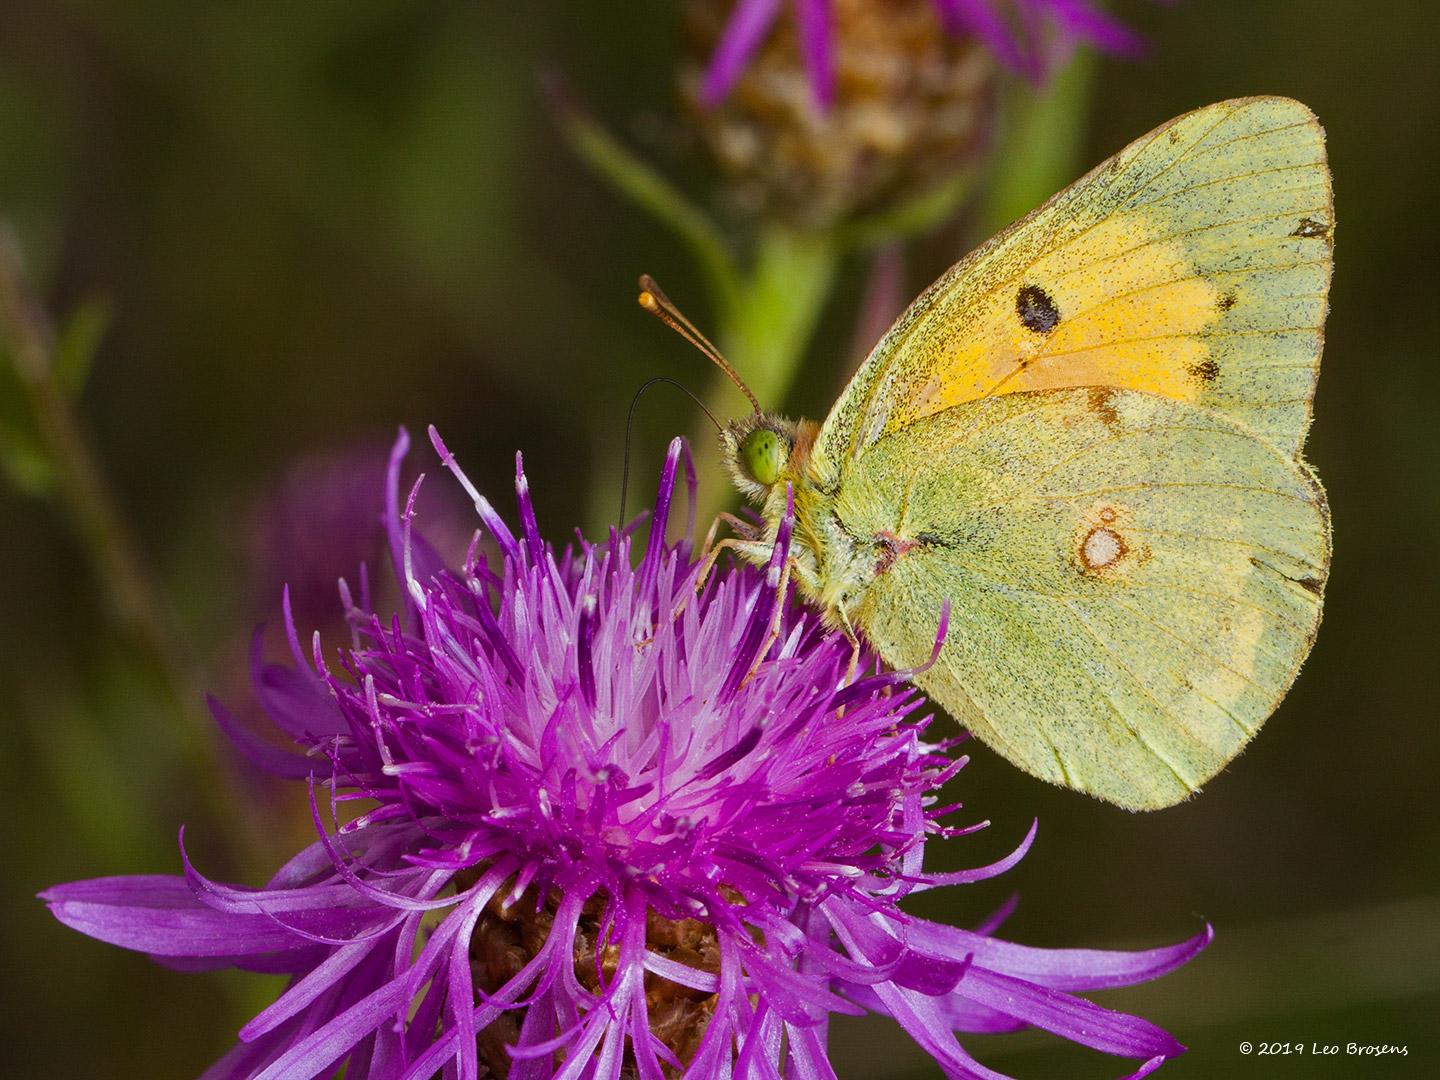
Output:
[{"xmin": 812, "ymin": 96, "xmax": 1333, "ymax": 486}]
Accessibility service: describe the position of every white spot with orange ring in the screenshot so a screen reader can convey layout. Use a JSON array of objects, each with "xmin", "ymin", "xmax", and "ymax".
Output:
[{"xmin": 1082, "ymin": 527, "xmax": 1124, "ymax": 570}]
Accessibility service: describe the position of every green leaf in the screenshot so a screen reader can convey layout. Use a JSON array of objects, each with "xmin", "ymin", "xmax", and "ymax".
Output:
[
  {"xmin": 0, "ymin": 344, "xmax": 53, "ymax": 496},
  {"xmin": 552, "ymin": 87, "xmax": 741, "ymax": 312},
  {"xmin": 52, "ymin": 297, "xmax": 112, "ymax": 398}
]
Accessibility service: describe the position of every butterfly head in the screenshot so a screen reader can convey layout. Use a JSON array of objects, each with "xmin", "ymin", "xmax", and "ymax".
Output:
[
  {"xmin": 632, "ymin": 274, "xmax": 813, "ymax": 502},
  {"xmin": 722, "ymin": 412, "xmax": 804, "ymax": 503}
]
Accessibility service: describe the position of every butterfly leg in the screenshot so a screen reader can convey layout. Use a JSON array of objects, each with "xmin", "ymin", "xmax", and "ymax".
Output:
[
  {"xmin": 651, "ymin": 534, "xmax": 756, "ymax": 642},
  {"xmin": 836, "ymin": 605, "xmax": 862, "ymax": 688},
  {"xmin": 682, "ymin": 515, "xmax": 763, "ymax": 609},
  {"xmin": 689, "ymin": 536, "xmax": 746, "ymax": 606},
  {"xmin": 701, "ymin": 511, "xmax": 759, "ymax": 555},
  {"xmin": 740, "ymin": 550, "xmax": 796, "ymax": 688}
]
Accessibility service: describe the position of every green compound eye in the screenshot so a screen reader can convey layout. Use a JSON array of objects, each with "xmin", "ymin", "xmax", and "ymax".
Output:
[{"xmin": 739, "ymin": 428, "xmax": 785, "ymax": 486}]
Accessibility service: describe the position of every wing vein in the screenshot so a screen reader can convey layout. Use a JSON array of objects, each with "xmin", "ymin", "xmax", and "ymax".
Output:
[
  {"xmin": 1128, "ymin": 162, "xmax": 1325, "ymax": 212},
  {"xmin": 1063, "ymin": 598, "xmax": 1240, "ymax": 766},
  {"xmin": 1050, "ymin": 206, "xmax": 1331, "ymax": 284},
  {"xmin": 1100, "ymin": 594, "xmax": 1272, "ymax": 693},
  {"xmin": 1027, "ymin": 480, "xmax": 1316, "ymax": 504}
]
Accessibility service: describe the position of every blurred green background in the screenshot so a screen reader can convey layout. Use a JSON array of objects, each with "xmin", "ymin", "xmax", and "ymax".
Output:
[{"xmin": 2, "ymin": 1, "xmax": 1437, "ymax": 1076}]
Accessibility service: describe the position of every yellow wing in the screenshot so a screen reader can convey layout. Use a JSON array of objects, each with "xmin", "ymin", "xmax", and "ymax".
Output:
[{"xmin": 813, "ymin": 97, "xmax": 1333, "ymax": 479}]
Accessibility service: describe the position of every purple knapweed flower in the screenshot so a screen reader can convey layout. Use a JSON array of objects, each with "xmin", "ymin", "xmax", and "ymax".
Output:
[
  {"xmin": 701, "ymin": 0, "xmax": 1148, "ymax": 109},
  {"xmin": 246, "ymin": 441, "xmax": 392, "ymax": 626},
  {"xmin": 43, "ymin": 429, "xmax": 1207, "ymax": 1079},
  {"xmin": 245, "ymin": 439, "xmax": 471, "ymax": 629}
]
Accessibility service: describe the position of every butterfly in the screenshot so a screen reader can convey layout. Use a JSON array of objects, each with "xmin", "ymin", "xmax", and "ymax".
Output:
[{"xmin": 645, "ymin": 97, "xmax": 1333, "ymax": 811}]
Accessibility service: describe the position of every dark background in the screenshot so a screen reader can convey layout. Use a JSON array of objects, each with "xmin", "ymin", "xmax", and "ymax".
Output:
[{"xmin": 1, "ymin": 2, "xmax": 1436, "ymax": 1076}]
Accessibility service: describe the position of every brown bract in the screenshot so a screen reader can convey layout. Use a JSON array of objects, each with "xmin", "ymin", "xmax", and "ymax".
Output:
[
  {"xmin": 470, "ymin": 885, "xmax": 722, "ymax": 1078},
  {"xmin": 680, "ymin": 0, "xmax": 995, "ymax": 225}
]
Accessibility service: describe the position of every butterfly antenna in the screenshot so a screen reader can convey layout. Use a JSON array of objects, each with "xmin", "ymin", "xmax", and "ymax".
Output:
[
  {"xmin": 619, "ymin": 376, "xmax": 722, "ymax": 529},
  {"xmin": 638, "ymin": 274, "xmax": 762, "ymax": 415}
]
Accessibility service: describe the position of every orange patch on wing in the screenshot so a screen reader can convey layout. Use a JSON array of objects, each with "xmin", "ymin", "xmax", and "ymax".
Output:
[{"xmin": 886, "ymin": 211, "xmax": 1224, "ymax": 432}]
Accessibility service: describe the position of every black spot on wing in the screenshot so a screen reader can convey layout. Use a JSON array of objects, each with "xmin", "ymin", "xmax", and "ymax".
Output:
[
  {"xmin": 1187, "ymin": 358, "xmax": 1221, "ymax": 384},
  {"xmin": 1291, "ymin": 217, "xmax": 1333, "ymax": 241},
  {"xmin": 1017, "ymin": 284, "xmax": 1060, "ymax": 334},
  {"xmin": 1217, "ymin": 291, "xmax": 1238, "ymax": 311}
]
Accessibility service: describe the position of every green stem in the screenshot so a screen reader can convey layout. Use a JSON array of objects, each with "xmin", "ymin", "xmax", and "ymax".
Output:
[
  {"xmin": 722, "ymin": 227, "xmax": 838, "ymax": 406},
  {"xmin": 0, "ymin": 247, "xmax": 163, "ymax": 650},
  {"xmin": 692, "ymin": 225, "xmax": 840, "ymax": 527},
  {"xmin": 552, "ymin": 96, "xmax": 850, "ymax": 530},
  {"xmin": 552, "ymin": 92, "xmax": 741, "ymax": 314},
  {"xmin": 0, "ymin": 228, "xmax": 239, "ymax": 844},
  {"xmin": 551, "ymin": 98, "xmax": 922, "ymax": 530},
  {"xmin": 978, "ymin": 48, "xmax": 1098, "ymax": 235}
]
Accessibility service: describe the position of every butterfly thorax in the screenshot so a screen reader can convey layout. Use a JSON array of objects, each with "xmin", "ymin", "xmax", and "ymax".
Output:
[{"xmin": 720, "ymin": 411, "xmax": 877, "ymax": 632}]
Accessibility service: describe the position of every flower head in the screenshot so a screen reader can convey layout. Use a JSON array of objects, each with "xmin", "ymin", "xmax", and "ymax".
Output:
[
  {"xmin": 44, "ymin": 430, "xmax": 1206, "ymax": 1079},
  {"xmin": 699, "ymin": 0, "xmax": 1147, "ymax": 110},
  {"xmin": 683, "ymin": 0, "xmax": 998, "ymax": 225},
  {"xmin": 245, "ymin": 440, "xmax": 471, "ymax": 628}
]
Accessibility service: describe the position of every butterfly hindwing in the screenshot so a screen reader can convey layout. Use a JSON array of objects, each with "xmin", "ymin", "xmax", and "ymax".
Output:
[{"xmin": 834, "ymin": 389, "xmax": 1330, "ymax": 810}]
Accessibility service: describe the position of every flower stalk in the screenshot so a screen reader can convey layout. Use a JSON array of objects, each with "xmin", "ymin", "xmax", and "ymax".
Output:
[
  {"xmin": 0, "ymin": 228, "xmax": 166, "ymax": 650},
  {"xmin": 0, "ymin": 225, "xmax": 241, "ymax": 852}
]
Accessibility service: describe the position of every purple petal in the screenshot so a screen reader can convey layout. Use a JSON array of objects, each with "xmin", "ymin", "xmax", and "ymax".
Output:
[
  {"xmin": 1124, "ymin": 1056, "xmax": 1172, "ymax": 1080},
  {"xmin": 916, "ymin": 818, "xmax": 1037, "ymax": 886},
  {"xmin": 240, "ymin": 938, "xmax": 386, "ymax": 1040},
  {"xmin": 383, "ymin": 426, "xmax": 415, "ymax": 600},
  {"xmin": 251, "ymin": 976, "xmax": 411, "ymax": 1080},
  {"xmin": 905, "ymin": 921, "xmax": 1214, "ymax": 991},
  {"xmin": 1042, "ymin": 0, "xmax": 1146, "ymax": 56},
  {"xmin": 933, "ymin": 0, "xmax": 1029, "ymax": 72},
  {"xmin": 428, "ymin": 424, "xmax": 519, "ymax": 564},
  {"xmin": 841, "ymin": 981, "xmax": 1028, "ymax": 1035},
  {"xmin": 208, "ymin": 694, "xmax": 318, "ymax": 779},
  {"xmin": 795, "ymin": 0, "xmax": 836, "ymax": 109},
  {"xmin": 251, "ymin": 640, "xmax": 345, "ymax": 741},
  {"xmin": 863, "ymin": 977, "xmax": 1013, "ymax": 1080},
  {"xmin": 198, "ymin": 1019, "xmax": 299, "ymax": 1080},
  {"xmin": 958, "ymin": 965, "xmax": 1185, "ymax": 1058},
  {"xmin": 701, "ymin": 0, "xmax": 784, "ymax": 107},
  {"xmin": 42, "ymin": 876, "xmax": 304, "ymax": 957}
]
